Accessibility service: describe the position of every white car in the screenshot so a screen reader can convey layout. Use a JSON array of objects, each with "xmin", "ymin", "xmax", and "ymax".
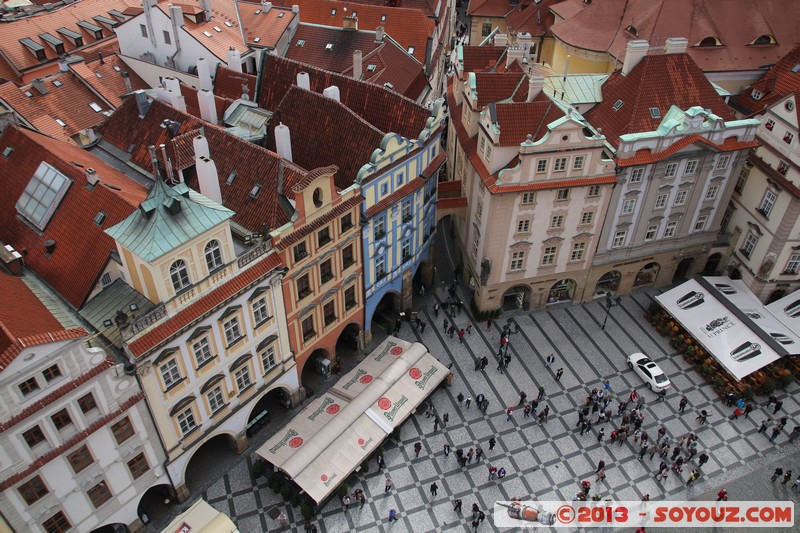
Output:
[{"xmin": 627, "ymin": 353, "xmax": 671, "ymax": 392}]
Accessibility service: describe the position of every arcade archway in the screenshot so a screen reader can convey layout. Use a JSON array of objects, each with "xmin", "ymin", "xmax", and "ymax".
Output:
[
  {"xmin": 370, "ymin": 291, "xmax": 401, "ymax": 335},
  {"xmin": 300, "ymin": 348, "xmax": 330, "ymax": 398},
  {"xmin": 184, "ymin": 434, "xmax": 240, "ymax": 494},
  {"xmin": 634, "ymin": 262, "xmax": 660, "ymax": 288},
  {"xmin": 767, "ymin": 289, "xmax": 787, "ymax": 304},
  {"xmin": 547, "ymin": 279, "xmax": 576, "ymax": 304},
  {"xmin": 594, "ymin": 270, "xmax": 621, "ymax": 296},
  {"xmin": 673, "ymin": 257, "xmax": 695, "ymax": 282},
  {"xmin": 502, "ymin": 285, "xmax": 531, "ymax": 310},
  {"xmin": 136, "ymin": 483, "xmax": 175, "ymax": 529},
  {"xmin": 703, "ymin": 253, "xmax": 722, "ymax": 275}
]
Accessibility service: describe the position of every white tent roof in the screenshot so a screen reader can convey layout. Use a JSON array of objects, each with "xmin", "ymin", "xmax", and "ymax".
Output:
[
  {"xmin": 257, "ymin": 337, "xmax": 449, "ymax": 503},
  {"xmin": 766, "ymin": 290, "xmax": 800, "ymax": 334}
]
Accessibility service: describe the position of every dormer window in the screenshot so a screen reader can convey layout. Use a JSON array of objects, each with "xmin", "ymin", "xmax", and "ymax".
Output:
[
  {"xmin": 751, "ymin": 35, "xmax": 776, "ymax": 45},
  {"xmin": 170, "ymin": 260, "xmax": 190, "ymax": 292},
  {"xmin": 205, "ymin": 240, "xmax": 223, "ymax": 272},
  {"xmin": 613, "ymin": 100, "xmax": 624, "ymax": 110},
  {"xmin": 752, "ymin": 89, "xmax": 763, "ymax": 101},
  {"xmin": 697, "ymin": 37, "xmax": 722, "ymax": 47}
]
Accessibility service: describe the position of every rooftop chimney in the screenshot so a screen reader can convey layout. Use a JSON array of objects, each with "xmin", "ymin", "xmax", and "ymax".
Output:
[
  {"xmin": 1, "ymin": 244, "xmax": 24, "ymax": 276},
  {"xmin": 226, "ymin": 48, "xmax": 242, "ymax": 73},
  {"xmin": 353, "ymin": 50, "xmax": 363, "ymax": 79},
  {"xmin": 274, "ymin": 122, "xmax": 292, "ymax": 162},
  {"xmin": 375, "ymin": 26, "xmax": 385, "ymax": 43},
  {"xmin": 196, "ymin": 155, "xmax": 222, "ymax": 204},
  {"xmin": 664, "ymin": 37, "xmax": 688, "ymax": 55},
  {"xmin": 163, "ymin": 76, "xmax": 181, "ymax": 94},
  {"xmin": 292, "ymin": 4, "xmax": 299, "ymax": 12},
  {"xmin": 193, "ymin": 134, "xmax": 210, "ymax": 159},
  {"xmin": 134, "ymin": 90, "xmax": 151, "ymax": 117},
  {"xmin": 260, "ymin": 0, "xmax": 272, "ymax": 11},
  {"xmin": 527, "ymin": 75, "xmax": 544, "ymax": 102},
  {"xmin": 296, "ymin": 71, "xmax": 310, "ymax": 90},
  {"xmin": 196, "ymin": 57, "xmax": 212, "ymax": 91},
  {"xmin": 494, "ymin": 33, "xmax": 508, "ymax": 47},
  {"xmin": 343, "ymin": 14, "xmax": 358, "ymax": 30},
  {"xmin": 199, "ymin": 0, "xmax": 212, "ymax": 20},
  {"xmin": 122, "ymin": 71, "xmax": 133, "ymax": 93},
  {"xmin": 322, "ymin": 86, "xmax": 340, "ymax": 102},
  {"xmin": 86, "ymin": 167, "xmax": 100, "ymax": 186},
  {"xmin": 197, "ymin": 89, "xmax": 218, "ymax": 123},
  {"xmin": 506, "ymin": 45, "xmax": 524, "ymax": 69},
  {"xmin": 621, "ymin": 39, "xmax": 650, "ymax": 76},
  {"xmin": 31, "ymin": 78, "xmax": 47, "ymax": 95},
  {"xmin": 172, "ymin": 93, "xmax": 187, "ymax": 113}
]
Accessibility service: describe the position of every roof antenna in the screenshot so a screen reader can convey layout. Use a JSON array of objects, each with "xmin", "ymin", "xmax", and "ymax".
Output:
[{"xmin": 148, "ymin": 145, "xmax": 161, "ymax": 179}]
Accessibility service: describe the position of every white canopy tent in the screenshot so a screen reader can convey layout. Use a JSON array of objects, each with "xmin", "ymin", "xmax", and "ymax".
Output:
[
  {"xmin": 256, "ymin": 337, "xmax": 449, "ymax": 504},
  {"xmin": 766, "ymin": 290, "xmax": 800, "ymax": 334},
  {"xmin": 656, "ymin": 276, "xmax": 798, "ymax": 380}
]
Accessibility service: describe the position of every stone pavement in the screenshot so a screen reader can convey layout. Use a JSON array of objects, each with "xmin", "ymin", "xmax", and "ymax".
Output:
[{"xmin": 199, "ymin": 287, "xmax": 800, "ymax": 532}]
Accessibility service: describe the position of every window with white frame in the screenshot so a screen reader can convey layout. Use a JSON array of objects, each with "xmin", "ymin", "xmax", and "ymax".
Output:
[
  {"xmin": 752, "ymin": 89, "xmax": 763, "ymax": 100},
  {"xmin": 735, "ymin": 167, "xmax": 749, "ymax": 192},
  {"xmin": 160, "ymin": 359, "xmax": 181, "ymax": 389},
  {"xmin": 479, "ymin": 136, "xmax": 485, "ymax": 153},
  {"xmin": 192, "ymin": 337, "xmax": 214, "ymax": 367},
  {"xmin": 765, "ymin": 119, "xmax": 775, "ymax": 131},
  {"xmin": 663, "ymin": 221, "xmax": 678, "ymax": 238},
  {"xmin": 516, "ymin": 219, "xmax": 531, "ymax": 233},
  {"xmin": 716, "ymin": 155, "xmax": 730, "ymax": 170},
  {"xmin": 541, "ymin": 246, "xmax": 557, "ymax": 266},
  {"xmin": 630, "ymin": 168, "xmax": 644, "ymax": 183},
  {"xmin": 204, "ymin": 240, "xmax": 223, "ymax": 272},
  {"xmin": 694, "ymin": 215, "xmax": 708, "ymax": 231},
  {"xmin": 260, "ymin": 345, "xmax": 277, "ymax": 372},
  {"xmin": 777, "ymin": 161, "xmax": 790, "ymax": 175},
  {"xmin": 587, "ymin": 185, "xmax": 600, "ymax": 197},
  {"xmin": 16, "ymin": 162, "xmax": 72, "ymax": 231},
  {"xmin": 235, "ymin": 365, "xmax": 252, "ymax": 391},
  {"xmin": 685, "ymin": 160, "xmax": 698, "ymax": 175},
  {"xmin": 664, "ymin": 163, "xmax": 678, "ymax": 177},
  {"xmin": 510, "ymin": 251, "xmax": 525, "ymax": 271},
  {"xmin": 573, "ymin": 156, "xmax": 585, "ymax": 170},
  {"xmin": 759, "ymin": 190, "xmax": 777, "ymax": 217},
  {"xmin": 705, "ymin": 185, "xmax": 719, "ymax": 200},
  {"xmin": 176, "ymin": 407, "xmax": 196, "ymax": 436},
  {"xmin": 170, "ymin": 260, "xmax": 190, "ymax": 292},
  {"xmin": 223, "ymin": 316, "xmax": 242, "ymax": 346},
  {"xmin": 784, "ymin": 131, "xmax": 794, "ymax": 144},
  {"xmin": 570, "ymin": 242, "xmax": 586, "ymax": 261},
  {"xmin": 742, "ymin": 231, "xmax": 758, "ymax": 258},
  {"xmin": 376, "ymin": 255, "xmax": 386, "ymax": 278},
  {"xmin": 373, "ymin": 216, "xmax": 386, "ymax": 239},
  {"xmin": 522, "ymin": 191, "xmax": 536, "ymax": 204},
  {"xmin": 484, "ymin": 143, "xmax": 492, "ymax": 161},
  {"xmin": 655, "ymin": 193, "xmax": 668, "ymax": 209},
  {"xmin": 645, "ymin": 224, "xmax": 658, "ymax": 241},
  {"xmin": 784, "ymin": 254, "xmax": 800, "ymax": 274},
  {"xmin": 611, "ymin": 230, "xmax": 627, "ymax": 248},
  {"xmin": 550, "ymin": 215, "xmax": 565, "ymax": 229},
  {"xmin": 621, "ymin": 198, "xmax": 636, "ymax": 214},
  {"xmin": 252, "ymin": 297, "xmax": 270, "ymax": 325},
  {"xmin": 536, "ymin": 159, "xmax": 547, "ymax": 173},
  {"xmin": 207, "ymin": 386, "xmax": 225, "ymax": 414},
  {"xmin": 674, "ymin": 190, "xmax": 688, "ymax": 206},
  {"xmin": 556, "ymin": 189, "xmax": 569, "ymax": 201},
  {"xmin": 580, "ymin": 211, "xmax": 594, "ymax": 225},
  {"xmin": 554, "ymin": 157, "xmax": 567, "ymax": 171}
]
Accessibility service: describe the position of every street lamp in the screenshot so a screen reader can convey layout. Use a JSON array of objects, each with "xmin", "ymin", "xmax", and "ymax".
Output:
[{"xmin": 601, "ymin": 293, "xmax": 622, "ymax": 330}]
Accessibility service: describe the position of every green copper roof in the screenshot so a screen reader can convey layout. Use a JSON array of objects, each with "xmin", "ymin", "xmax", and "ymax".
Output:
[{"xmin": 106, "ymin": 179, "xmax": 234, "ymax": 262}]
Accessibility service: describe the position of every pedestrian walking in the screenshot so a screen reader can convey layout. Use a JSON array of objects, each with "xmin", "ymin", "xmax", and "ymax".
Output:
[
  {"xmin": 546, "ymin": 354, "xmax": 555, "ymax": 368},
  {"xmin": 476, "ymin": 447, "xmax": 483, "ymax": 462},
  {"xmin": 434, "ymin": 303, "xmax": 439, "ymax": 317},
  {"xmin": 443, "ymin": 318, "xmax": 449, "ymax": 332},
  {"xmin": 458, "ymin": 328, "xmax": 465, "ymax": 343},
  {"xmin": 457, "ymin": 392, "xmax": 464, "ymax": 405},
  {"xmin": 759, "ymin": 419, "xmax": 769, "ymax": 433},
  {"xmin": 657, "ymin": 467, "xmax": 670, "ymax": 482},
  {"xmin": 480, "ymin": 356, "xmax": 488, "ymax": 370},
  {"xmin": 597, "ymin": 428, "xmax": 605, "ymax": 443},
  {"xmin": 488, "ymin": 437, "xmax": 496, "ymax": 451},
  {"xmin": 537, "ymin": 385, "xmax": 546, "ymax": 401},
  {"xmin": 779, "ymin": 416, "xmax": 788, "ymax": 430},
  {"xmin": 730, "ymin": 407, "xmax": 743, "ymax": 420},
  {"xmin": 518, "ymin": 390, "xmax": 528, "ymax": 406},
  {"xmin": 443, "ymin": 412, "xmax": 449, "ymax": 427},
  {"xmin": 596, "ymin": 460, "xmax": 606, "ymax": 473},
  {"xmin": 467, "ymin": 324, "xmax": 473, "ymax": 335},
  {"xmin": 774, "ymin": 400, "xmax": 783, "ymax": 414},
  {"xmin": 580, "ymin": 419, "xmax": 589, "ymax": 436},
  {"xmin": 467, "ymin": 448, "xmax": 474, "ymax": 464},
  {"xmin": 596, "ymin": 467, "xmax": 606, "ymax": 482},
  {"xmin": 465, "ymin": 396, "xmax": 472, "ymax": 409},
  {"xmin": 377, "ymin": 454, "xmax": 385, "ymax": 470},
  {"xmin": 783, "ymin": 470, "xmax": 793, "ymax": 485},
  {"xmin": 414, "ymin": 442, "xmax": 423, "ymax": 457},
  {"xmin": 453, "ymin": 498, "xmax": 463, "ymax": 513},
  {"xmin": 639, "ymin": 444, "xmax": 648, "ymax": 459},
  {"xmin": 342, "ymin": 495, "xmax": 351, "ymax": 511},
  {"xmin": 717, "ymin": 489, "xmax": 728, "ymax": 501},
  {"xmin": 581, "ymin": 480, "xmax": 591, "ymax": 498},
  {"xmin": 744, "ymin": 403, "xmax": 753, "ymax": 418},
  {"xmin": 770, "ymin": 426, "xmax": 782, "ymax": 443},
  {"xmin": 488, "ymin": 465, "xmax": 498, "ymax": 480},
  {"xmin": 698, "ymin": 452, "xmax": 709, "ymax": 468},
  {"xmin": 388, "ymin": 509, "xmax": 398, "ymax": 522},
  {"xmin": 789, "ymin": 426, "xmax": 800, "ymax": 443},
  {"xmin": 657, "ymin": 427, "xmax": 666, "ymax": 443},
  {"xmin": 649, "ymin": 443, "xmax": 659, "ymax": 460},
  {"xmin": 696, "ymin": 410, "xmax": 710, "ymax": 424},
  {"xmin": 385, "ymin": 475, "xmax": 393, "ymax": 492},
  {"xmin": 443, "ymin": 443, "xmax": 451, "ymax": 457},
  {"xmin": 430, "ymin": 482, "xmax": 438, "ymax": 497},
  {"xmin": 679, "ymin": 396, "xmax": 688, "ymax": 413},
  {"xmin": 506, "ymin": 406, "xmax": 514, "ymax": 421},
  {"xmin": 433, "ymin": 417, "xmax": 439, "ymax": 432},
  {"xmin": 772, "ymin": 467, "xmax": 784, "ymax": 482},
  {"xmin": 555, "ymin": 368, "xmax": 564, "ymax": 381},
  {"xmin": 687, "ymin": 468, "xmax": 700, "ymax": 486},
  {"xmin": 658, "ymin": 460, "xmax": 668, "ymax": 475}
]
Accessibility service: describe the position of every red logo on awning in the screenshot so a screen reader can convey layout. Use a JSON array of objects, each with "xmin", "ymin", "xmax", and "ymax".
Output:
[
  {"xmin": 321, "ymin": 474, "xmax": 328, "ymax": 481},
  {"xmin": 327, "ymin": 404, "xmax": 340, "ymax": 414},
  {"xmin": 378, "ymin": 397, "xmax": 392, "ymax": 410},
  {"xmin": 409, "ymin": 367, "xmax": 422, "ymax": 379},
  {"xmin": 360, "ymin": 375, "xmax": 373, "ymax": 384},
  {"xmin": 289, "ymin": 437, "xmax": 304, "ymax": 448},
  {"xmin": 390, "ymin": 346, "xmax": 403, "ymax": 356},
  {"xmin": 358, "ymin": 438, "xmax": 365, "ymax": 446}
]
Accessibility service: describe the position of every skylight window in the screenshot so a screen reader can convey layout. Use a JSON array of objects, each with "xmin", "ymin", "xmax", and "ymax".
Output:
[
  {"xmin": 55, "ymin": 118, "xmax": 66, "ymax": 127},
  {"xmin": 3, "ymin": 147, "xmax": 13, "ymax": 158},
  {"xmin": 254, "ymin": 37, "xmax": 261, "ymax": 43},
  {"xmin": 94, "ymin": 211, "xmax": 106, "ymax": 225},
  {"xmin": 89, "ymin": 102, "xmax": 103, "ymax": 112},
  {"xmin": 278, "ymin": 12, "xmax": 284, "ymax": 17},
  {"xmin": 367, "ymin": 64, "xmax": 377, "ymax": 72},
  {"xmin": 296, "ymin": 39, "xmax": 305, "ymax": 46},
  {"xmin": 52, "ymin": 80, "xmax": 63, "ymax": 88},
  {"xmin": 325, "ymin": 43, "xmax": 334, "ymax": 51},
  {"xmin": 95, "ymin": 72, "xmax": 103, "ymax": 78},
  {"xmin": 226, "ymin": 170, "xmax": 237, "ymax": 185},
  {"xmin": 213, "ymin": 26, "xmax": 222, "ymax": 32},
  {"xmin": 255, "ymin": 9, "xmax": 261, "ymax": 14},
  {"xmin": 203, "ymin": 31, "xmax": 212, "ymax": 38},
  {"xmin": 16, "ymin": 161, "xmax": 72, "ymax": 231},
  {"xmin": 612, "ymin": 99, "xmax": 624, "ymax": 110},
  {"xmin": 250, "ymin": 184, "xmax": 262, "ymax": 198},
  {"xmin": 408, "ymin": 46, "xmax": 415, "ymax": 54},
  {"xmin": 331, "ymin": 8, "xmax": 336, "ymax": 15},
  {"xmin": 225, "ymin": 21, "xmax": 233, "ymax": 27},
  {"xmin": 649, "ymin": 107, "xmax": 661, "ymax": 118},
  {"xmin": 381, "ymin": 14, "xmax": 387, "ymax": 21},
  {"xmin": 113, "ymin": 65, "xmax": 121, "ymax": 72},
  {"xmin": 792, "ymin": 64, "xmax": 800, "ymax": 74},
  {"xmin": 24, "ymin": 91, "xmax": 33, "ymax": 97},
  {"xmin": 351, "ymin": 11, "xmax": 356, "ymax": 16}
]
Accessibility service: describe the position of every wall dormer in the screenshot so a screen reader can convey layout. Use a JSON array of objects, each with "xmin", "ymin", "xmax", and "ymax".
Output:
[{"xmin": 289, "ymin": 166, "xmax": 338, "ymax": 223}]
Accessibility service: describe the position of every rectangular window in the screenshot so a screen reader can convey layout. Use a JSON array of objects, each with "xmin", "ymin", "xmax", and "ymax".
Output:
[
  {"xmin": 293, "ymin": 241, "xmax": 307, "ymax": 262},
  {"xmin": 570, "ymin": 242, "xmax": 586, "ymax": 261},
  {"xmin": 630, "ymin": 168, "xmax": 644, "ymax": 183},
  {"xmin": 784, "ymin": 254, "xmax": 800, "ymax": 275},
  {"xmin": 481, "ymin": 22, "xmax": 491, "ymax": 36},
  {"xmin": 645, "ymin": 224, "xmax": 658, "ymax": 241},
  {"xmin": 536, "ymin": 159, "xmax": 547, "ymax": 173},
  {"xmin": 140, "ymin": 24, "xmax": 147, "ymax": 37},
  {"xmin": 694, "ymin": 215, "xmax": 708, "ymax": 231},
  {"xmin": 720, "ymin": 204, "xmax": 734, "ymax": 232},
  {"xmin": 67, "ymin": 444, "xmax": 93, "ymax": 473},
  {"xmin": 320, "ymin": 258, "xmax": 333, "ymax": 284},
  {"xmin": 340, "ymin": 213, "xmax": 353, "ymax": 232},
  {"xmin": 521, "ymin": 191, "xmax": 536, "ymax": 204},
  {"xmin": 655, "ymin": 193, "xmax": 668, "ymax": 209},
  {"xmin": 163, "ymin": 30, "xmax": 171, "ymax": 44},
  {"xmin": 716, "ymin": 154, "xmax": 730, "ymax": 170},
  {"xmin": 554, "ymin": 157, "xmax": 567, "ymax": 171},
  {"xmin": 15, "ymin": 162, "xmax": 72, "ymax": 231},
  {"xmin": 765, "ymin": 119, "xmax": 775, "ymax": 131},
  {"xmin": 705, "ymin": 185, "xmax": 719, "ymax": 200},
  {"xmin": 742, "ymin": 232, "xmax": 758, "ymax": 258},
  {"xmin": 192, "ymin": 337, "xmax": 214, "ymax": 367},
  {"xmin": 87, "ymin": 480, "xmax": 112, "ymax": 509},
  {"xmin": 587, "ymin": 185, "xmax": 600, "ymax": 197},
  {"xmin": 541, "ymin": 246, "xmax": 557, "ymax": 266},
  {"xmin": 260, "ymin": 345, "xmax": 277, "ymax": 372},
  {"xmin": 18, "ymin": 476, "xmax": 49, "ymax": 505},
  {"xmin": 401, "ymin": 200, "xmax": 412, "ymax": 222},
  {"xmin": 317, "ymin": 226, "xmax": 331, "ymax": 247},
  {"xmin": 784, "ymin": 131, "xmax": 794, "ymax": 144},
  {"xmin": 516, "ymin": 219, "xmax": 531, "ymax": 233},
  {"xmin": 580, "ymin": 211, "xmax": 594, "ymax": 225},
  {"xmin": 475, "ymin": 199, "xmax": 483, "ymax": 222},
  {"xmin": 296, "ymin": 274, "xmax": 310, "ymax": 299},
  {"xmin": 207, "ymin": 386, "xmax": 225, "ymax": 414},
  {"xmin": 556, "ymin": 189, "xmax": 569, "ymax": 201},
  {"xmin": 472, "ymin": 235, "xmax": 479, "ymax": 257},
  {"xmin": 510, "ymin": 251, "xmax": 525, "ymax": 271},
  {"xmin": 252, "ymin": 297, "xmax": 270, "ymax": 325},
  {"xmin": 401, "ymin": 239, "xmax": 412, "ymax": 262},
  {"xmin": 18, "ymin": 377, "xmax": 39, "ymax": 397},
  {"xmin": 23, "ymin": 425, "xmax": 46, "ymax": 448},
  {"xmin": 43, "ymin": 364, "xmax": 62, "ymax": 382},
  {"xmin": 111, "ymin": 417, "xmax": 135, "ymax": 444},
  {"xmin": 344, "ymin": 286, "xmax": 357, "ymax": 309},
  {"xmin": 127, "ymin": 452, "xmax": 150, "ymax": 480},
  {"xmin": 550, "ymin": 215, "xmax": 565, "ymax": 229},
  {"xmin": 735, "ymin": 168, "xmax": 749, "ymax": 192},
  {"xmin": 573, "ymin": 156, "xmax": 585, "ymax": 170},
  {"xmin": 223, "ymin": 317, "xmax": 242, "ymax": 346},
  {"xmin": 342, "ymin": 244, "xmax": 354, "ymax": 268},
  {"xmin": 777, "ymin": 161, "xmax": 789, "ymax": 175},
  {"xmin": 373, "ymin": 217, "xmax": 385, "ymax": 239},
  {"xmin": 301, "ymin": 316, "xmax": 315, "ymax": 341},
  {"xmin": 160, "ymin": 359, "xmax": 181, "ymax": 389},
  {"xmin": 612, "ymin": 230, "xmax": 627, "ymax": 248},
  {"xmin": 376, "ymin": 255, "xmax": 386, "ymax": 279},
  {"xmin": 621, "ymin": 198, "xmax": 636, "ymax": 214},
  {"xmin": 664, "ymin": 163, "xmax": 678, "ymax": 177},
  {"xmin": 663, "ymin": 221, "xmax": 678, "ymax": 238},
  {"xmin": 685, "ymin": 160, "xmax": 698, "ymax": 175},
  {"xmin": 78, "ymin": 393, "xmax": 97, "ymax": 414},
  {"xmin": 484, "ymin": 143, "xmax": 492, "ymax": 162},
  {"xmin": 674, "ymin": 190, "xmax": 688, "ymax": 206},
  {"xmin": 42, "ymin": 511, "xmax": 71, "ymax": 533},
  {"xmin": 51, "ymin": 408, "xmax": 72, "ymax": 431},
  {"xmin": 176, "ymin": 407, "xmax": 197, "ymax": 436},
  {"xmin": 324, "ymin": 300, "xmax": 336, "ymax": 326},
  {"xmin": 759, "ymin": 190, "xmax": 777, "ymax": 217}
]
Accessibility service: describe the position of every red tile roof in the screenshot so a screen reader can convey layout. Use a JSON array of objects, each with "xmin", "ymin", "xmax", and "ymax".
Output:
[
  {"xmin": 180, "ymin": 84, "xmax": 235, "ymax": 121},
  {"xmin": 213, "ymin": 65, "xmax": 258, "ymax": 101},
  {"xmin": 326, "ymin": 0, "xmax": 437, "ymax": 16},
  {"xmin": 69, "ymin": 54, "xmax": 149, "ymax": 108},
  {"xmin": 274, "ymin": 194, "xmax": 362, "ymax": 249},
  {"xmin": 467, "ymin": 0, "xmax": 513, "ymax": 18},
  {"xmin": 550, "ymin": 0, "xmax": 799, "ymax": 74},
  {"xmin": 257, "ymin": 54, "xmax": 430, "ymax": 139},
  {"xmin": 364, "ymin": 152, "xmax": 443, "ymax": 217},
  {"xmin": 505, "ymin": 0, "xmax": 558, "ymax": 37},
  {"xmin": 487, "ymin": 174, "xmax": 618, "ymax": 193},
  {"xmin": 359, "ymin": 37, "xmax": 429, "ymax": 100},
  {"xmin": 473, "ymin": 71, "xmax": 528, "ymax": 108},
  {"xmin": 733, "ymin": 43, "xmax": 800, "ymax": 120},
  {"xmin": 237, "ymin": 2, "xmax": 297, "ymax": 48},
  {"xmin": 0, "ymin": 126, "xmax": 146, "ymax": 308},
  {"xmin": 0, "ymin": 75, "xmax": 114, "ymax": 144},
  {"xmin": 493, "ymin": 97, "xmax": 564, "ymax": 146},
  {"xmin": 128, "ymin": 253, "xmax": 284, "ymax": 356},
  {"xmin": 616, "ymin": 134, "xmax": 759, "ymax": 167},
  {"xmin": 460, "ymin": 46, "xmax": 506, "ymax": 73},
  {"xmin": 584, "ymin": 53, "xmax": 736, "ymax": 147}
]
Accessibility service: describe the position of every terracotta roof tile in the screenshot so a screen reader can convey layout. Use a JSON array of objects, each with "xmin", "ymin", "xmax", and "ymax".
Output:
[
  {"xmin": 323, "ymin": 0, "xmax": 437, "ymax": 16},
  {"xmin": 446, "ymin": 79, "xmax": 491, "ymax": 184},
  {"xmin": 732, "ymin": 43, "xmax": 800, "ymax": 120},
  {"xmin": 0, "ymin": 126, "xmax": 146, "ymax": 308},
  {"xmin": 584, "ymin": 53, "xmax": 735, "ymax": 147},
  {"xmin": 364, "ymin": 153, "xmax": 443, "ymax": 217},
  {"xmin": 505, "ymin": 0, "xmax": 558, "ymax": 37},
  {"xmin": 473, "ymin": 71, "xmax": 528, "ymax": 108},
  {"xmin": 493, "ymin": 97, "xmax": 564, "ymax": 146},
  {"xmin": 460, "ymin": 46, "xmax": 506, "ymax": 73},
  {"xmin": 361, "ymin": 38, "xmax": 429, "ymax": 100},
  {"xmin": 152, "ymin": 1, "xmax": 248, "ymax": 61},
  {"xmin": 0, "ymin": 271, "xmax": 66, "ymax": 350},
  {"xmin": 467, "ymin": 0, "xmax": 513, "ymax": 17},
  {"xmin": 237, "ymin": 2, "xmax": 297, "ymax": 48},
  {"xmin": 285, "ymin": 24, "xmax": 382, "ymax": 73},
  {"xmin": 274, "ymin": 195, "xmax": 362, "ymax": 249},
  {"xmin": 180, "ymin": 84, "xmax": 235, "ymax": 121},
  {"xmin": 487, "ymin": 174, "xmax": 618, "ymax": 193},
  {"xmin": 616, "ymin": 134, "xmax": 759, "ymax": 167},
  {"xmin": 212, "ymin": 65, "xmax": 258, "ymax": 101},
  {"xmin": 68, "ymin": 54, "xmax": 149, "ymax": 108}
]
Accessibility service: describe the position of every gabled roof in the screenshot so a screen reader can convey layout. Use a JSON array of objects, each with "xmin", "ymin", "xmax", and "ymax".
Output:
[
  {"xmin": 549, "ymin": 0, "xmax": 799, "ymax": 74},
  {"xmin": 69, "ymin": 54, "xmax": 149, "ymax": 108},
  {"xmin": 236, "ymin": 2, "xmax": 297, "ymax": 48},
  {"xmin": 273, "ymin": 0, "xmax": 435, "ymax": 64},
  {"xmin": 493, "ymin": 96, "xmax": 564, "ymax": 146},
  {"xmin": 0, "ymin": 126, "xmax": 146, "ymax": 308},
  {"xmin": 106, "ymin": 179, "xmax": 235, "ymax": 262},
  {"xmin": 733, "ymin": 43, "xmax": 800, "ymax": 120},
  {"xmin": 460, "ymin": 46, "xmax": 506, "ymax": 74},
  {"xmin": 473, "ymin": 71, "xmax": 528, "ymax": 108},
  {"xmin": 258, "ymin": 54, "xmax": 430, "ymax": 140},
  {"xmin": 0, "ymin": 75, "xmax": 113, "ymax": 144},
  {"xmin": 584, "ymin": 53, "xmax": 735, "ymax": 146},
  {"xmin": 505, "ymin": 0, "xmax": 558, "ymax": 37},
  {"xmin": 467, "ymin": 0, "xmax": 513, "ymax": 18},
  {"xmin": 151, "ymin": 0, "xmax": 249, "ymax": 60},
  {"xmin": 357, "ymin": 36, "xmax": 429, "ymax": 100},
  {"xmin": 213, "ymin": 65, "xmax": 258, "ymax": 101}
]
